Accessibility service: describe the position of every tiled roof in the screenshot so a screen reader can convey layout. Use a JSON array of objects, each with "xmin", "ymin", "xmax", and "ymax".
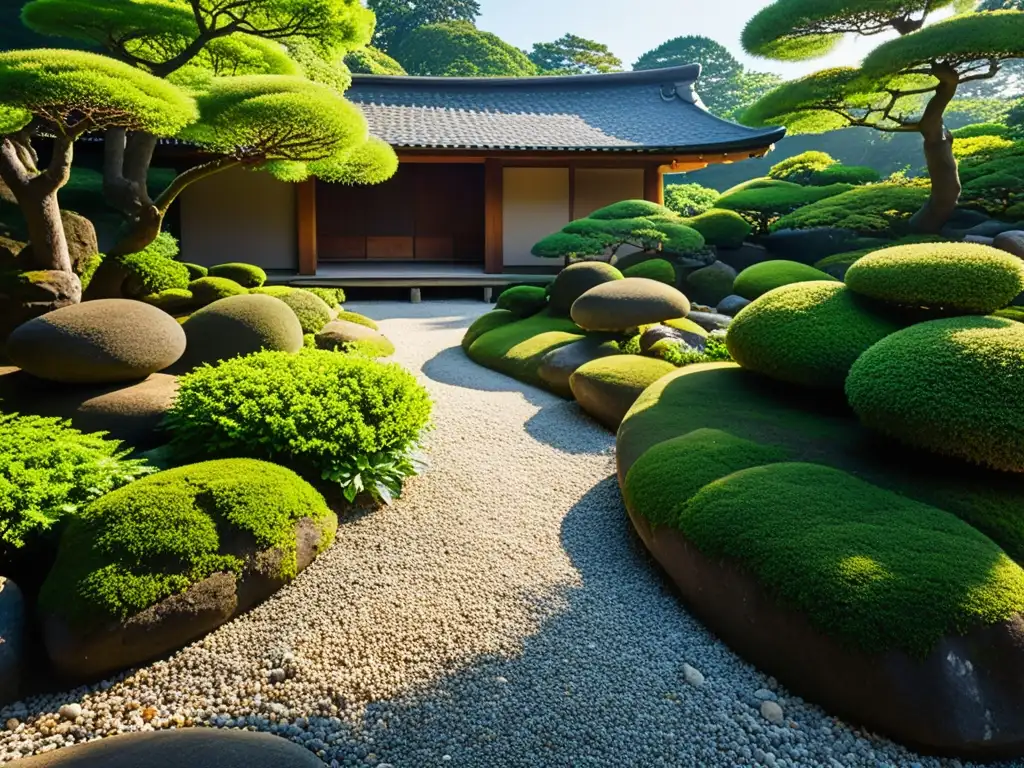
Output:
[{"xmin": 346, "ymin": 65, "xmax": 786, "ymax": 153}]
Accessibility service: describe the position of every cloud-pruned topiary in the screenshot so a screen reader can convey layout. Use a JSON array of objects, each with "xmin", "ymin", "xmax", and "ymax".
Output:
[
  {"xmin": 189, "ymin": 276, "xmax": 248, "ymax": 306},
  {"xmin": 733, "ymin": 260, "xmax": 838, "ymax": 300},
  {"xmin": 344, "ymin": 46, "xmax": 407, "ymax": 75},
  {"xmin": 952, "ymin": 122, "xmax": 1012, "ymax": 139},
  {"xmin": 462, "ymin": 310, "xmax": 518, "ymax": 352},
  {"xmin": 727, "ymin": 282, "xmax": 903, "ymax": 388},
  {"xmin": 683, "ymin": 209, "xmax": 752, "ymax": 249},
  {"xmin": 252, "ymin": 286, "xmax": 333, "ymax": 333},
  {"xmin": 547, "ymin": 262, "xmax": 623, "ymax": 316},
  {"xmin": 768, "ymin": 150, "xmax": 836, "ymax": 182},
  {"xmin": 208, "ymin": 262, "xmax": 267, "ymax": 288},
  {"xmin": 664, "ymin": 183, "xmax": 720, "ymax": 217},
  {"xmin": 38, "ymin": 459, "xmax": 336, "ymax": 624},
  {"xmin": 622, "ymin": 258, "xmax": 675, "ymax": 285},
  {"xmin": 846, "ymin": 316, "xmax": 1024, "ymax": 472},
  {"xmin": 714, "ymin": 180, "xmax": 853, "ymax": 234},
  {"xmin": 771, "ymin": 184, "xmax": 930, "ymax": 235},
  {"xmin": 496, "ymin": 285, "xmax": 549, "ymax": 318},
  {"xmin": 845, "ymin": 242, "xmax": 1024, "ymax": 314}
]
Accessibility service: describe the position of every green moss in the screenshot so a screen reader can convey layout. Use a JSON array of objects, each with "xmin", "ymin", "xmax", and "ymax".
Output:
[
  {"xmin": 208, "ymin": 262, "xmax": 268, "ymax": 288},
  {"xmin": 570, "ymin": 355, "xmax": 677, "ymax": 429},
  {"xmin": 251, "ymin": 286, "xmax": 332, "ymax": 333},
  {"xmin": 622, "ymin": 258, "xmax": 675, "ymax": 285},
  {"xmin": 846, "ymin": 316, "xmax": 1024, "ymax": 473},
  {"xmin": 76, "ymin": 252, "xmax": 103, "ymax": 291},
  {"xmin": 189, "ymin": 276, "xmax": 248, "ymax": 306},
  {"xmin": 462, "ymin": 310, "xmax": 517, "ymax": 351},
  {"xmin": 676, "ymin": 462, "xmax": 1024, "ymax": 655},
  {"xmin": 548, "ymin": 262, "xmax": 623, "ymax": 316},
  {"xmin": 119, "ymin": 247, "xmax": 191, "ymax": 297},
  {"xmin": 845, "ymin": 242, "xmax": 1024, "ymax": 314},
  {"xmin": 141, "ymin": 288, "xmax": 194, "ymax": 314},
  {"xmin": 733, "ymin": 260, "xmax": 838, "ymax": 300},
  {"xmin": 181, "ymin": 262, "xmax": 208, "ymax": 280},
  {"xmin": 589, "ymin": 200, "xmax": 675, "ymax": 220},
  {"xmin": 39, "ymin": 459, "xmax": 336, "ymax": 625},
  {"xmin": 664, "ymin": 317, "xmax": 708, "ymax": 337},
  {"xmin": 727, "ymin": 282, "xmax": 904, "ymax": 389},
  {"xmin": 807, "ymin": 165, "xmax": 880, "ymax": 186},
  {"xmin": 338, "ymin": 336, "xmax": 395, "ymax": 358},
  {"xmin": 683, "ymin": 209, "xmax": 751, "ymax": 249},
  {"xmin": 335, "ymin": 310, "xmax": 377, "ymax": 330},
  {"xmin": 467, "ymin": 310, "xmax": 584, "ymax": 387},
  {"xmin": 772, "ymin": 184, "xmax": 930, "ymax": 235},
  {"xmin": 995, "ymin": 307, "xmax": 1024, "ymax": 323},
  {"xmin": 302, "ymin": 286, "xmax": 347, "ymax": 308},
  {"xmin": 496, "ymin": 285, "xmax": 549, "ymax": 318}
]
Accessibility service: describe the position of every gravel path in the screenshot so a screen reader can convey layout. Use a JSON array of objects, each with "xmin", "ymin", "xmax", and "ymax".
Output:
[{"xmin": 0, "ymin": 300, "xmax": 1014, "ymax": 768}]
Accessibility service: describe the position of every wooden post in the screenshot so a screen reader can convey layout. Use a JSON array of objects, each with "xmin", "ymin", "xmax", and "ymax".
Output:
[
  {"xmin": 484, "ymin": 158, "xmax": 503, "ymax": 274},
  {"xmin": 297, "ymin": 179, "xmax": 317, "ymax": 275},
  {"xmin": 643, "ymin": 164, "xmax": 664, "ymax": 206}
]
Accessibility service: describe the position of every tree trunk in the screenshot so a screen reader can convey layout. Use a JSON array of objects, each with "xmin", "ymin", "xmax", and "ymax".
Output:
[{"xmin": 910, "ymin": 66, "xmax": 961, "ymax": 234}]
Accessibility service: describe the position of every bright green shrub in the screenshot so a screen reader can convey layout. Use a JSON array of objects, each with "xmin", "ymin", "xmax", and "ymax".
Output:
[
  {"xmin": 336, "ymin": 310, "xmax": 377, "ymax": 330},
  {"xmin": 767, "ymin": 150, "xmax": 836, "ymax": 183},
  {"xmin": 846, "ymin": 316, "xmax": 1024, "ymax": 473},
  {"xmin": 208, "ymin": 262, "xmax": 267, "ymax": 289},
  {"xmin": 189, "ymin": 276, "xmax": 247, "ymax": 305},
  {"xmin": 953, "ymin": 135, "xmax": 1016, "ymax": 163},
  {"xmin": 807, "ymin": 165, "xmax": 881, "ymax": 186},
  {"xmin": 548, "ymin": 262, "xmax": 623, "ymax": 315},
  {"xmin": 76, "ymin": 252, "xmax": 103, "ymax": 291},
  {"xmin": 303, "ymin": 286, "xmax": 347, "ymax": 308},
  {"xmin": 166, "ymin": 350, "xmax": 432, "ymax": 500},
  {"xmin": 462, "ymin": 310, "xmax": 517, "ymax": 351},
  {"xmin": 664, "ymin": 183, "xmax": 720, "ymax": 217},
  {"xmin": 141, "ymin": 288, "xmax": 194, "ymax": 314},
  {"xmin": 951, "ymin": 122, "xmax": 1011, "ymax": 140},
  {"xmin": 496, "ymin": 285, "xmax": 549, "ymax": 318},
  {"xmin": 589, "ymin": 200, "xmax": 675, "ymax": 220},
  {"xmin": 181, "ymin": 262, "xmax": 208, "ymax": 280},
  {"xmin": 995, "ymin": 307, "xmax": 1024, "ymax": 323},
  {"xmin": 119, "ymin": 233, "xmax": 190, "ymax": 296},
  {"xmin": 727, "ymin": 282, "xmax": 902, "ymax": 388},
  {"xmin": 715, "ymin": 181, "xmax": 853, "ymax": 234},
  {"xmin": 733, "ymin": 260, "xmax": 838, "ymax": 300},
  {"xmin": 338, "ymin": 336, "xmax": 396, "ymax": 359},
  {"xmin": 772, "ymin": 184, "xmax": 930, "ymax": 234},
  {"xmin": 39, "ymin": 459, "xmax": 335, "ymax": 623},
  {"xmin": 252, "ymin": 286, "xmax": 332, "ymax": 333},
  {"xmin": 683, "ymin": 209, "xmax": 752, "ymax": 249},
  {"xmin": 0, "ymin": 412, "xmax": 153, "ymax": 551},
  {"xmin": 845, "ymin": 242, "xmax": 1024, "ymax": 314},
  {"xmin": 674, "ymin": 461, "xmax": 1024, "ymax": 655},
  {"xmin": 622, "ymin": 258, "xmax": 675, "ymax": 285},
  {"xmin": 813, "ymin": 235, "xmax": 944, "ymax": 276},
  {"xmin": 467, "ymin": 310, "xmax": 584, "ymax": 387}
]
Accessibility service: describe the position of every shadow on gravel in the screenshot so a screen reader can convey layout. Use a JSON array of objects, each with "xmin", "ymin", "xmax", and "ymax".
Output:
[
  {"xmin": 523, "ymin": 403, "xmax": 615, "ymax": 456},
  {"xmin": 421, "ymin": 346, "xmax": 550, "ymax": 405}
]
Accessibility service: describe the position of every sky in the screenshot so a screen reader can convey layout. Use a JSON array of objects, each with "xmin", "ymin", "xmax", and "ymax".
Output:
[{"xmin": 476, "ymin": 0, "xmax": 924, "ymax": 79}]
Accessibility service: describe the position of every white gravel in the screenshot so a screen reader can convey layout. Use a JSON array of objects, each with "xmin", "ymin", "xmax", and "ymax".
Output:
[{"xmin": 0, "ymin": 299, "xmax": 1018, "ymax": 768}]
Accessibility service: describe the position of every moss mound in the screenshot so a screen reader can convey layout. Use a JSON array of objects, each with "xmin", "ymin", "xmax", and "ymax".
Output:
[
  {"xmin": 727, "ymin": 282, "xmax": 903, "ymax": 389},
  {"xmin": 844, "ymin": 242, "xmax": 1024, "ymax": 314},
  {"xmin": 496, "ymin": 285, "xmax": 548, "ymax": 318},
  {"xmin": 189, "ymin": 276, "xmax": 247, "ymax": 306},
  {"xmin": 467, "ymin": 310, "xmax": 584, "ymax": 387},
  {"xmin": 548, "ymin": 262, "xmax": 623, "ymax": 316},
  {"xmin": 462, "ymin": 310, "xmax": 517, "ymax": 351},
  {"xmin": 733, "ymin": 260, "xmax": 838, "ymax": 300},
  {"xmin": 569, "ymin": 355, "xmax": 677, "ymax": 430},
  {"xmin": 336, "ymin": 310, "xmax": 378, "ymax": 330},
  {"xmin": 685, "ymin": 261, "xmax": 737, "ymax": 307},
  {"xmin": 302, "ymin": 287, "xmax": 347, "ymax": 308},
  {"xmin": 181, "ymin": 262, "xmax": 208, "ymax": 280},
  {"xmin": 252, "ymin": 286, "xmax": 332, "ymax": 333},
  {"xmin": 208, "ymin": 263, "xmax": 267, "ymax": 289},
  {"xmin": 684, "ymin": 209, "xmax": 751, "ymax": 249},
  {"xmin": 622, "ymin": 258, "xmax": 675, "ymax": 285},
  {"xmin": 846, "ymin": 316, "xmax": 1024, "ymax": 473},
  {"xmin": 39, "ymin": 459, "xmax": 336, "ymax": 624},
  {"xmin": 142, "ymin": 288, "xmax": 194, "ymax": 314}
]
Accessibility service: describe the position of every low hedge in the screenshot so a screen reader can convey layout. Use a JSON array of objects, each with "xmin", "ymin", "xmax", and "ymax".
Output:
[
  {"xmin": 733, "ymin": 260, "xmax": 838, "ymax": 300},
  {"xmin": 208, "ymin": 262, "xmax": 267, "ymax": 289},
  {"xmin": 467, "ymin": 310, "xmax": 584, "ymax": 387},
  {"xmin": 846, "ymin": 316, "xmax": 1024, "ymax": 473},
  {"xmin": 496, "ymin": 285, "xmax": 549, "ymax": 318},
  {"xmin": 683, "ymin": 209, "xmax": 751, "ymax": 249},
  {"xmin": 845, "ymin": 242, "xmax": 1024, "ymax": 314},
  {"xmin": 622, "ymin": 258, "xmax": 675, "ymax": 285}
]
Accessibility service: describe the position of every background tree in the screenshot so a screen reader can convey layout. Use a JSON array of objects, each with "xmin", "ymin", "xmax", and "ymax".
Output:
[
  {"xmin": 956, "ymin": 0, "xmax": 1024, "ymax": 99},
  {"xmin": 394, "ymin": 20, "xmax": 537, "ymax": 76},
  {"xmin": 345, "ymin": 46, "xmax": 407, "ymax": 75},
  {"xmin": 740, "ymin": 3, "xmax": 1024, "ymax": 232},
  {"xmin": 367, "ymin": 0, "xmax": 480, "ymax": 54},
  {"xmin": 528, "ymin": 34, "xmax": 622, "ymax": 75}
]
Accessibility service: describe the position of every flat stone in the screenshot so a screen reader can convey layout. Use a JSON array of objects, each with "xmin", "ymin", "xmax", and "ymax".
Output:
[
  {"xmin": 537, "ymin": 337, "xmax": 621, "ymax": 399},
  {"xmin": 686, "ymin": 310, "xmax": 732, "ymax": 332},
  {"xmin": 570, "ymin": 278, "xmax": 691, "ymax": 331},
  {"xmin": 682, "ymin": 663, "xmax": 705, "ymax": 688},
  {"xmin": 994, "ymin": 231, "xmax": 1024, "ymax": 260}
]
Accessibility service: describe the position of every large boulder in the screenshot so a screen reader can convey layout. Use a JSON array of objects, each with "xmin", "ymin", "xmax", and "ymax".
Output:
[
  {"xmin": 6, "ymin": 299, "xmax": 184, "ymax": 384},
  {"xmin": 570, "ymin": 356, "xmax": 676, "ymax": 430},
  {"xmin": 0, "ymin": 368, "xmax": 177, "ymax": 450},
  {"xmin": 571, "ymin": 278, "xmax": 691, "ymax": 331},
  {"xmin": 686, "ymin": 310, "xmax": 732, "ymax": 333},
  {"xmin": 994, "ymin": 230, "xmax": 1024, "ymax": 260},
  {"xmin": 716, "ymin": 295, "xmax": 751, "ymax": 317},
  {"xmin": 964, "ymin": 220, "xmax": 1024, "ymax": 239},
  {"xmin": 172, "ymin": 294, "xmax": 303, "ymax": 372},
  {"xmin": 39, "ymin": 459, "xmax": 338, "ymax": 681},
  {"xmin": 537, "ymin": 337, "xmax": 621, "ymax": 398},
  {"xmin": 685, "ymin": 261, "xmax": 737, "ymax": 307},
  {"xmin": 0, "ymin": 270, "xmax": 82, "ymax": 347},
  {"xmin": 0, "ymin": 578, "xmax": 24, "ymax": 706},
  {"xmin": 315, "ymin": 320, "xmax": 395, "ymax": 357},
  {"xmin": 548, "ymin": 262, "xmax": 623, "ymax": 316},
  {"xmin": 16, "ymin": 729, "xmax": 325, "ymax": 767},
  {"xmin": 18, "ymin": 211, "xmax": 98, "ymax": 277}
]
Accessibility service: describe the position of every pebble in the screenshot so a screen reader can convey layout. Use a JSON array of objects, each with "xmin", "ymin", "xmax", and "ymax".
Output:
[
  {"xmin": 57, "ymin": 705, "xmax": 80, "ymax": 722},
  {"xmin": 682, "ymin": 664, "xmax": 705, "ymax": 688},
  {"xmin": 761, "ymin": 701, "xmax": 785, "ymax": 726}
]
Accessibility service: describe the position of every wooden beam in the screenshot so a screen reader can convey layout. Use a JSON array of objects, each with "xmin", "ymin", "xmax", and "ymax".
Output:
[
  {"xmin": 297, "ymin": 179, "xmax": 317, "ymax": 275},
  {"xmin": 568, "ymin": 161, "xmax": 577, "ymax": 221},
  {"xmin": 643, "ymin": 164, "xmax": 664, "ymax": 206},
  {"xmin": 484, "ymin": 159, "xmax": 503, "ymax": 275}
]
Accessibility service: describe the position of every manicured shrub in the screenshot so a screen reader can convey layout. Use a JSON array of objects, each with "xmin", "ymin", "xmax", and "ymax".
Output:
[
  {"xmin": 767, "ymin": 150, "xmax": 836, "ymax": 183},
  {"xmin": 846, "ymin": 316, "xmax": 1024, "ymax": 473},
  {"xmin": 622, "ymin": 258, "xmax": 675, "ymax": 285},
  {"xmin": 462, "ymin": 309, "xmax": 518, "ymax": 351},
  {"xmin": 0, "ymin": 412, "xmax": 152, "ymax": 552},
  {"xmin": 142, "ymin": 288, "xmax": 193, "ymax": 314},
  {"xmin": 467, "ymin": 310, "xmax": 584, "ymax": 386},
  {"xmin": 548, "ymin": 262, "xmax": 623, "ymax": 316},
  {"xmin": 683, "ymin": 209, "xmax": 751, "ymax": 249},
  {"xmin": 303, "ymin": 286, "xmax": 347, "ymax": 308},
  {"xmin": 336, "ymin": 310, "xmax": 378, "ymax": 330},
  {"xmin": 953, "ymin": 135, "xmax": 1016, "ymax": 163},
  {"xmin": 589, "ymin": 200, "xmax": 675, "ymax": 220},
  {"xmin": 813, "ymin": 235, "xmax": 944, "ymax": 277},
  {"xmin": 181, "ymin": 262, "xmax": 207, "ymax": 280},
  {"xmin": 807, "ymin": 165, "xmax": 881, "ymax": 186},
  {"xmin": 337, "ymin": 336, "xmax": 396, "ymax": 358},
  {"xmin": 208, "ymin": 262, "xmax": 267, "ymax": 288},
  {"xmin": 772, "ymin": 184, "xmax": 929, "ymax": 235},
  {"xmin": 252, "ymin": 286, "xmax": 332, "ymax": 333},
  {"xmin": 715, "ymin": 181, "xmax": 853, "ymax": 234},
  {"xmin": 119, "ymin": 233, "xmax": 190, "ymax": 297},
  {"xmin": 496, "ymin": 285, "xmax": 548, "ymax": 318},
  {"xmin": 664, "ymin": 183, "xmax": 720, "ymax": 217},
  {"xmin": 952, "ymin": 123, "xmax": 1011, "ymax": 140},
  {"xmin": 733, "ymin": 260, "xmax": 838, "ymax": 300},
  {"xmin": 845, "ymin": 242, "xmax": 1024, "ymax": 314},
  {"xmin": 189, "ymin": 276, "xmax": 247, "ymax": 305},
  {"xmin": 38, "ymin": 459, "xmax": 335, "ymax": 623},
  {"xmin": 166, "ymin": 350, "xmax": 432, "ymax": 500},
  {"xmin": 727, "ymin": 282, "xmax": 902, "ymax": 388}
]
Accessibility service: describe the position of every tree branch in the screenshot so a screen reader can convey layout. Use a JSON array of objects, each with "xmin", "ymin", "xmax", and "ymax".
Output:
[{"xmin": 154, "ymin": 155, "xmax": 243, "ymax": 213}]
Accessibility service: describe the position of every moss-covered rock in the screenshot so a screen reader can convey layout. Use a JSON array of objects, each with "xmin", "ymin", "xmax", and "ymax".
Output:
[
  {"xmin": 141, "ymin": 288, "xmax": 194, "ymax": 314},
  {"xmin": 462, "ymin": 310, "xmax": 517, "ymax": 351},
  {"xmin": 569, "ymin": 355, "xmax": 676, "ymax": 430},
  {"xmin": 727, "ymin": 282, "xmax": 903, "ymax": 389},
  {"xmin": 315, "ymin": 320, "xmax": 395, "ymax": 357},
  {"xmin": 39, "ymin": 459, "xmax": 337, "ymax": 679},
  {"xmin": 496, "ymin": 285, "xmax": 548, "ymax": 318},
  {"xmin": 251, "ymin": 286, "xmax": 332, "ymax": 334},
  {"xmin": 548, "ymin": 262, "xmax": 623, "ymax": 316},
  {"xmin": 301, "ymin": 286, "xmax": 347, "ymax": 308},
  {"xmin": 571, "ymin": 278, "xmax": 691, "ymax": 331},
  {"xmin": 467, "ymin": 310, "xmax": 584, "ymax": 388},
  {"xmin": 172, "ymin": 294, "xmax": 303, "ymax": 371},
  {"xmin": 621, "ymin": 258, "xmax": 675, "ymax": 285},
  {"xmin": 716, "ymin": 295, "xmax": 751, "ymax": 317},
  {"xmin": 846, "ymin": 316, "xmax": 1024, "ymax": 472},
  {"xmin": 6, "ymin": 299, "xmax": 185, "ymax": 384},
  {"xmin": 537, "ymin": 337, "xmax": 621, "ymax": 399},
  {"xmin": 733, "ymin": 260, "xmax": 838, "ymax": 301},
  {"xmin": 181, "ymin": 262, "xmax": 208, "ymax": 280},
  {"xmin": 685, "ymin": 261, "xmax": 737, "ymax": 307},
  {"xmin": 845, "ymin": 242, "xmax": 1024, "ymax": 314},
  {"xmin": 189, "ymin": 276, "xmax": 247, "ymax": 306},
  {"xmin": 684, "ymin": 209, "xmax": 752, "ymax": 249},
  {"xmin": 208, "ymin": 262, "xmax": 267, "ymax": 289},
  {"xmin": 335, "ymin": 310, "xmax": 378, "ymax": 330}
]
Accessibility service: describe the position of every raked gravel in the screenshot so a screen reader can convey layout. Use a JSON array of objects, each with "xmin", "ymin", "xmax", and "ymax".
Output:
[{"xmin": 0, "ymin": 299, "xmax": 1016, "ymax": 768}]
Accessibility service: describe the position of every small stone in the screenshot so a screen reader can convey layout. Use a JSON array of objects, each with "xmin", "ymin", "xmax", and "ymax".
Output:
[
  {"xmin": 681, "ymin": 664, "xmax": 705, "ymax": 688},
  {"xmin": 58, "ymin": 704, "xmax": 82, "ymax": 721},
  {"xmin": 760, "ymin": 700, "xmax": 784, "ymax": 725},
  {"xmin": 754, "ymin": 688, "xmax": 777, "ymax": 702},
  {"xmin": 5, "ymin": 718, "xmax": 18, "ymax": 731}
]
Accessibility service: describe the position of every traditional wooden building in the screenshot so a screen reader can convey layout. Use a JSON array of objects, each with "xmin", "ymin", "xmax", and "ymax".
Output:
[{"xmin": 177, "ymin": 64, "xmax": 784, "ymax": 283}]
